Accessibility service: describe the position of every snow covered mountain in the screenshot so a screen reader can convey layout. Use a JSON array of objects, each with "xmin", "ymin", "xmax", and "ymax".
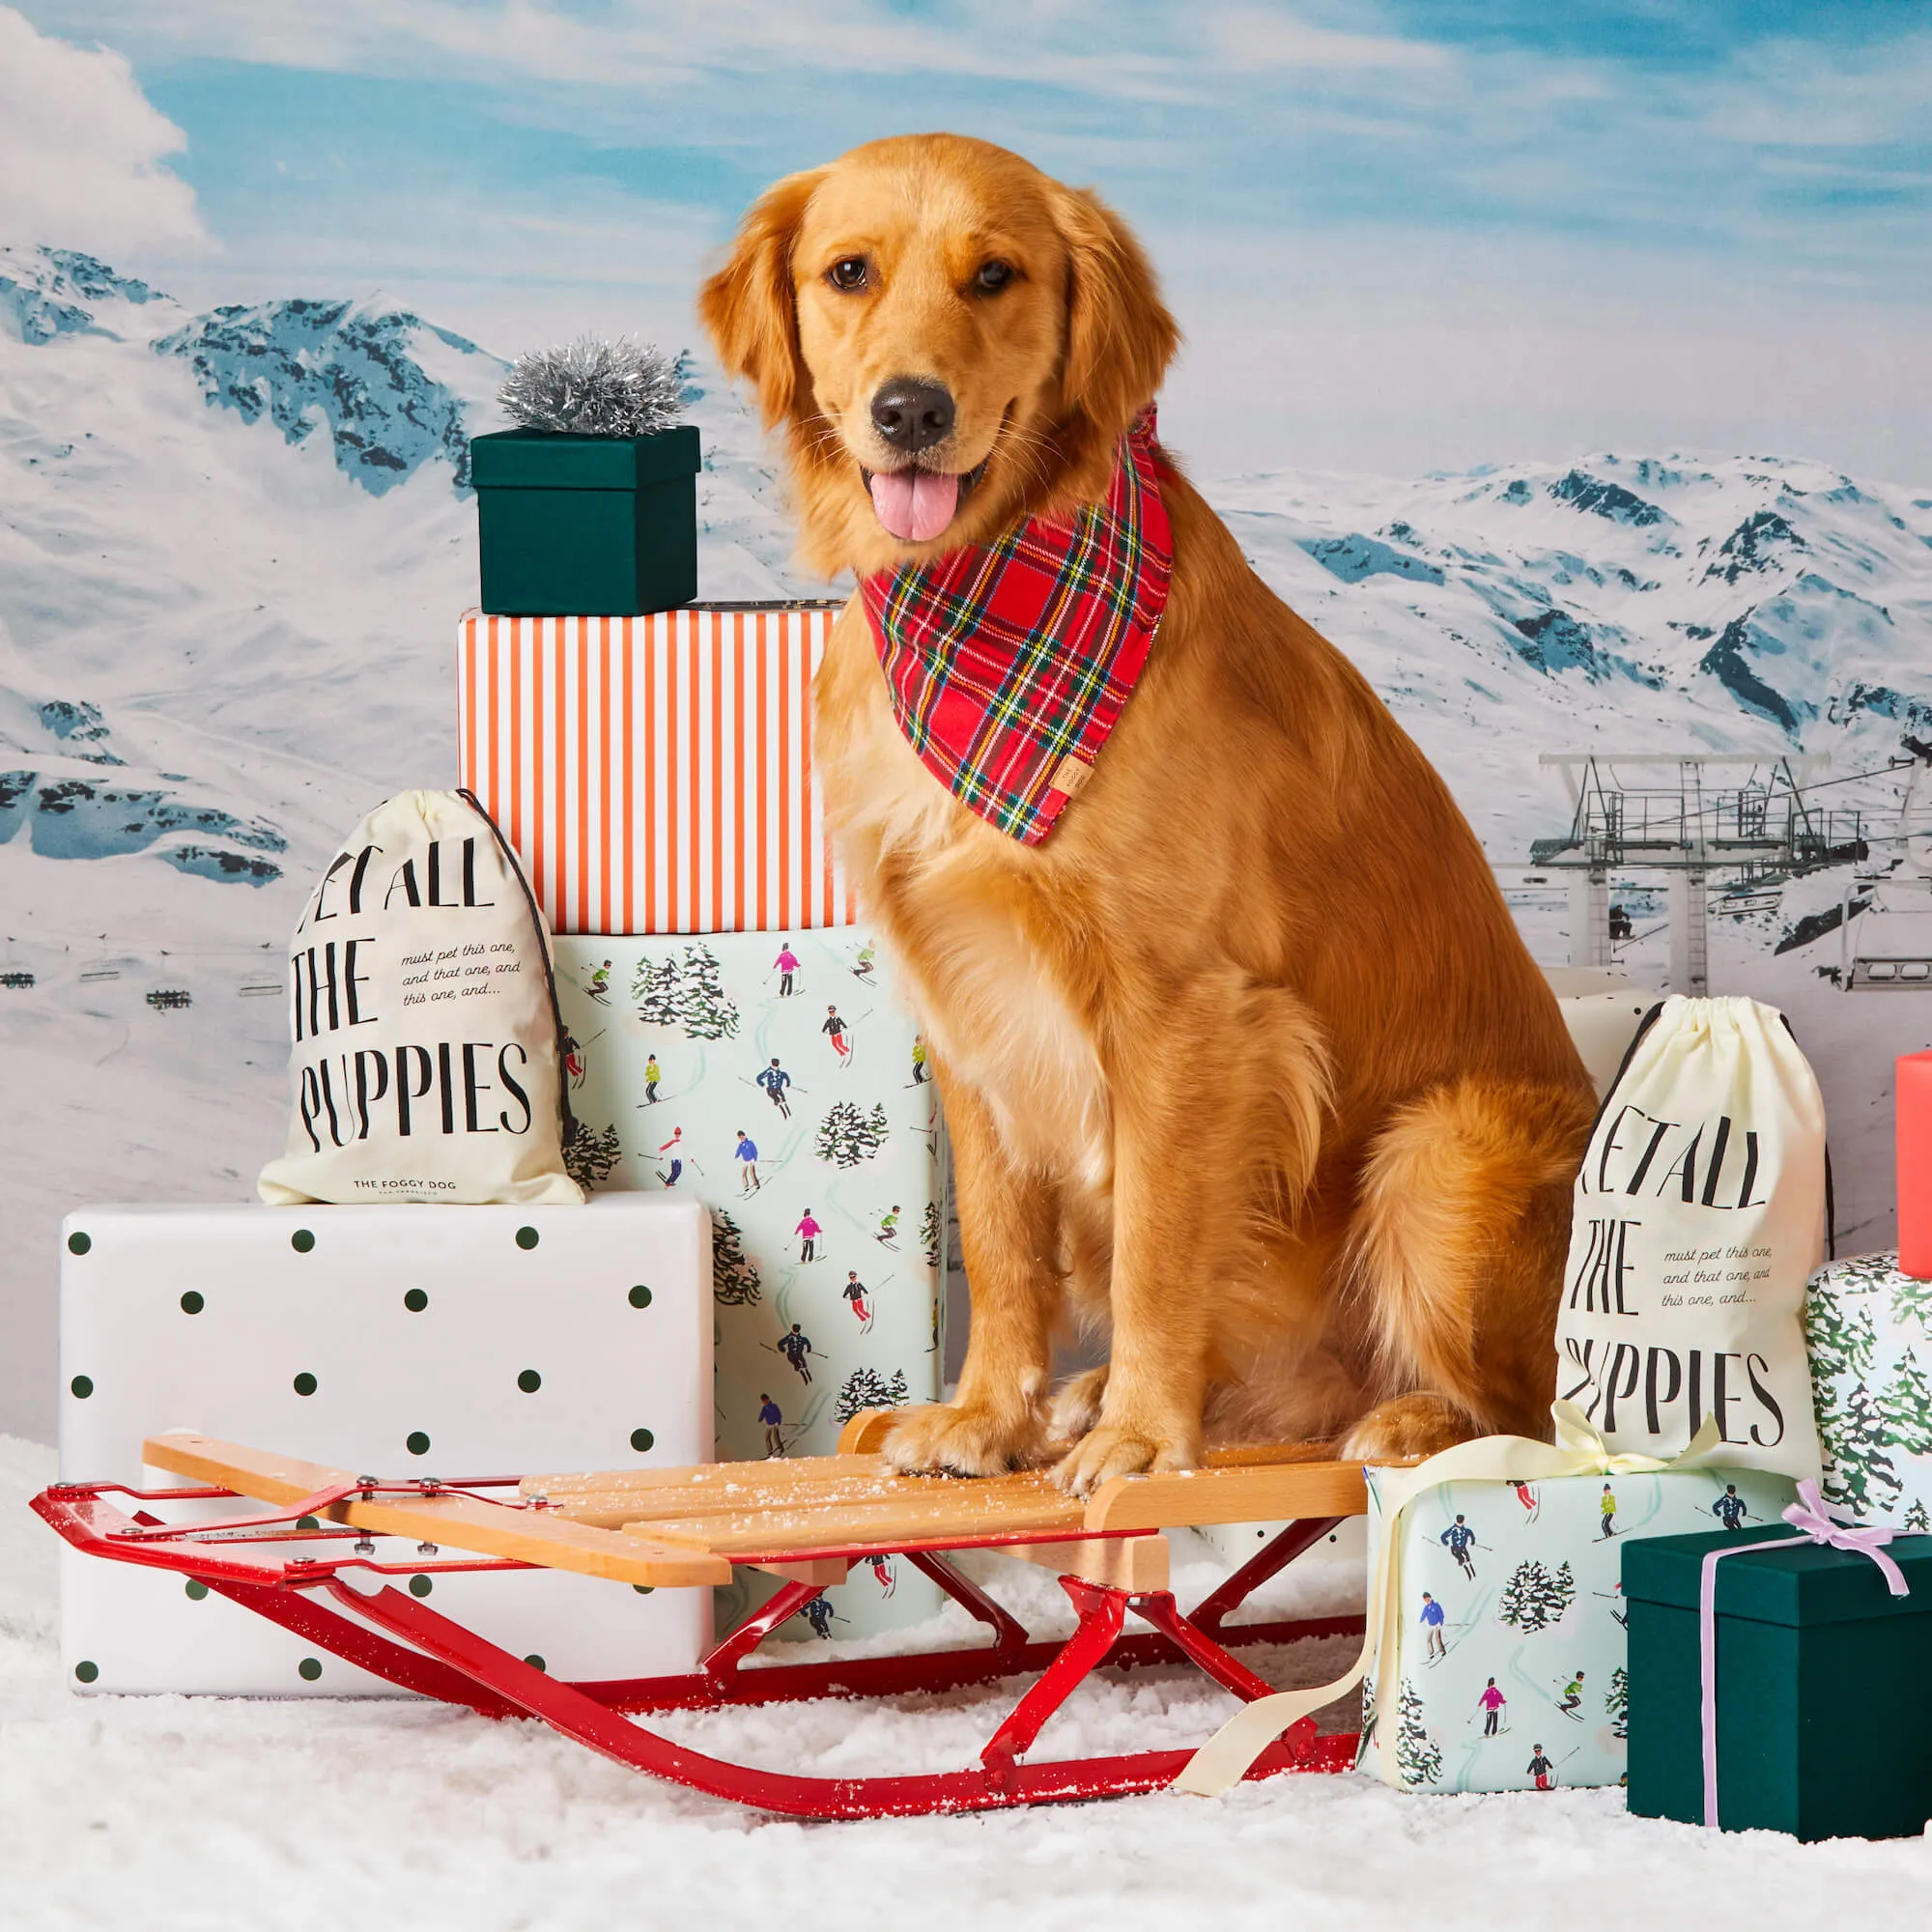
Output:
[{"xmin": 3, "ymin": 239, "xmax": 1930, "ymax": 1435}]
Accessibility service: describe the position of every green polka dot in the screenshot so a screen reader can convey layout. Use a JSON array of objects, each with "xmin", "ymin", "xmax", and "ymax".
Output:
[
  {"xmin": 517, "ymin": 1369, "xmax": 542, "ymax": 1394},
  {"xmin": 70, "ymin": 1376, "xmax": 93, "ymax": 1400},
  {"xmin": 298, "ymin": 1658, "xmax": 323, "ymax": 1682},
  {"xmin": 179, "ymin": 1290, "xmax": 204, "ymax": 1315},
  {"xmin": 404, "ymin": 1288, "xmax": 429, "ymax": 1312},
  {"xmin": 297, "ymin": 1516, "xmax": 320, "ymax": 1532},
  {"xmin": 292, "ymin": 1229, "xmax": 315, "ymax": 1254},
  {"xmin": 73, "ymin": 1660, "xmax": 99, "ymax": 1684},
  {"xmin": 185, "ymin": 1579, "xmax": 209, "ymax": 1601},
  {"xmin": 515, "ymin": 1226, "xmax": 540, "ymax": 1251},
  {"xmin": 628, "ymin": 1284, "xmax": 652, "ymax": 1308},
  {"xmin": 406, "ymin": 1431, "xmax": 431, "ymax": 1457},
  {"xmin": 408, "ymin": 1575, "xmax": 433, "ymax": 1598},
  {"xmin": 630, "ymin": 1428, "xmax": 654, "ymax": 1454},
  {"xmin": 524, "ymin": 1654, "xmax": 546, "ymax": 1672},
  {"xmin": 293, "ymin": 1372, "xmax": 317, "ymax": 1397},
  {"xmin": 633, "ymin": 1583, "xmax": 655, "ymax": 1596},
  {"xmin": 67, "ymin": 1231, "xmax": 91, "ymax": 1256}
]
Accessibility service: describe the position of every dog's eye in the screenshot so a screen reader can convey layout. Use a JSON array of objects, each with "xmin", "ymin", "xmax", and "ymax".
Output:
[
  {"xmin": 827, "ymin": 257, "xmax": 869, "ymax": 292},
  {"xmin": 974, "ymin": 260, "xmax": 1014, "ymax": 294}
]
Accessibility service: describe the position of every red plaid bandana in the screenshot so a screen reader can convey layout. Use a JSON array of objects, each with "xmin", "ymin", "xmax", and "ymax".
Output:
[{"xmin": 858, "ymin": 411, "xmax": 1172, "ymax": 846}]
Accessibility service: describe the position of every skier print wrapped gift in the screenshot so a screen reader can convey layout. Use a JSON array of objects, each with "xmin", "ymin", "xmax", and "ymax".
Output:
[
  {"xmin": 553, "ymin": 926, "xmax": 945, "ymax": 1637},
  {"xmin": 1804, "ymin": 1251, "xmax": 1932, "ymax": 1528},
  {"xmin": 1174, "ymin": 1404, "xmax": 1795, "ymax": 1798},
  {"xmin": 457, "ymin": 605, "xmax": 854, "ymax": 936},
  {"xmin": 1553, "ymin": 996, "xmax": 1827, "ymax": 1478}
]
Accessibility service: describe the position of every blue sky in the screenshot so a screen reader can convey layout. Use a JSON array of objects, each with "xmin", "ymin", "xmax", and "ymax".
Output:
[{"xmin": 8, "ymin": 1, "xmax": 1931, "ymax": 476}]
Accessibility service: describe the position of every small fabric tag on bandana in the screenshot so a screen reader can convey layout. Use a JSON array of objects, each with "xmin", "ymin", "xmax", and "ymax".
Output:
[{"xmin": 858, "ymin": 411, "xmax": 1173, "ymax": 846}]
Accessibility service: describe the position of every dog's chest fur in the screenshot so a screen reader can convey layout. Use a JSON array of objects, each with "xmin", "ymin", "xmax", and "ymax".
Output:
[{"xmin": 822, "ymin": 652, "xmax": 1112, "ymax": 1190}]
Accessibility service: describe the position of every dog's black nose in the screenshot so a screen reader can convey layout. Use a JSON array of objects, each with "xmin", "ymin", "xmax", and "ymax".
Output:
[{"xmin": 869, "ymin": 378, "xmax": 954, "ymax": 452}]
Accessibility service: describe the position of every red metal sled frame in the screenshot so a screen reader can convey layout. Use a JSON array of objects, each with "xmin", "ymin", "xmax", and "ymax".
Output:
[{"xmin": 34, "ymin": 1479, "xmax": 1361, "ymax": 1820}]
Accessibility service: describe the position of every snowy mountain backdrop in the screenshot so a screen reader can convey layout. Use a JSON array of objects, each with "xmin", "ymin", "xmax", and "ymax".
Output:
[{"xmin": 5, "ymin": 239, "xmax": 1931, "ymax": 1437}]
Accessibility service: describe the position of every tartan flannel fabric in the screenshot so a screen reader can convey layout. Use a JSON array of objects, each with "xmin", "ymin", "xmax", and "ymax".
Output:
[{"xmin": 858, "ymin": 411, "xmax": 1173, "ymax": 846}]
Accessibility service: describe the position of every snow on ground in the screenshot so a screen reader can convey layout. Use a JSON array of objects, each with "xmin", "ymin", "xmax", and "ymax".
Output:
[{"xmin": 4, "ymin": 1435, "xmax": 1930, "ymax": 1932}]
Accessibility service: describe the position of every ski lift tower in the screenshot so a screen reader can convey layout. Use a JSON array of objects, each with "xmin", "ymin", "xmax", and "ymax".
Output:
[{"xmin": 1531, "ymin": 753, "xmax": 1848, "ymax": 994}]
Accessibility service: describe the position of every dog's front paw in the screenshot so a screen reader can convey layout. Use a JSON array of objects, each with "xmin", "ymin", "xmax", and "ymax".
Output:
[
  {"xmin": 1045, "ymin": 1366, "xmax": 1109, "ymax": 1449},
  {"xmin": 1051, "ymin": 1421, "xmax": 1196, "ymax": 1496},
  {"xmin": 882, "ymin": 1399, "xmax": 1044, "ymax": 1477},
  {"xmin": 1341, "ymin": 1393, "xmax": 1475, "ymax": 1463}
]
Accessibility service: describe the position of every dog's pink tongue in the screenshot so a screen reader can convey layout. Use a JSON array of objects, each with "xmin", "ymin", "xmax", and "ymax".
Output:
[{"xmin": 870, "ymin": 469, "xmax": 959, "ymax": 543}]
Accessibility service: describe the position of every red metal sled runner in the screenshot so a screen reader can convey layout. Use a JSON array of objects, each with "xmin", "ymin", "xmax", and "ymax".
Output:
[{"xmin": 34, "ymin": 1411, "xmax": 1380, "ymax": 1820}]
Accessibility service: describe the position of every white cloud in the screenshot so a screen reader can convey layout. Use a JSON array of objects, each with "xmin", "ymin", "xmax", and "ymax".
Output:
[{"xmin": 0, "ymin": 6, "xmax": 207, "ymax": 255}]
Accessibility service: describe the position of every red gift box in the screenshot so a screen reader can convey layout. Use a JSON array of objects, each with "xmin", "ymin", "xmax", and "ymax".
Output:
[{"xmin": 1898, "ymin": 1050, "xmax": 1932, "ymax": 1279}]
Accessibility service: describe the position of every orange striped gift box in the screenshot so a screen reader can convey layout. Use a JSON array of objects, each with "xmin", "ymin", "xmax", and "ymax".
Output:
[{"xmin": 457, "ymin": 604, "xmax": 857, "ymax": 936}]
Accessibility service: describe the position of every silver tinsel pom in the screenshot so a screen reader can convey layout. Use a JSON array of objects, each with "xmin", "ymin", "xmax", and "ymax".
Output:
[{"xmin": 497, "ymin": 335, "xmax": 686, "ymax": 439}]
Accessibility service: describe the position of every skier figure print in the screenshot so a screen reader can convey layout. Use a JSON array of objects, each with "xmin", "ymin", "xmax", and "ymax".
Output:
[
  {"xmin": 876, "ymin": 1205, "xmax": 900, "ymax": 1248},
  {"xmin": 562, "ymin": 1029, "xmax": 587, "ymax": 1091},
  {"xmin": 796, "ymin": 1208, "xmax": 822, "ymax": 1264},
  {"xmin": 1712, "ymin": 1484, "xmax": 1752, "ymax": 1530},
  {"xmin": 1476, "ymin": 1678, "xmax": 1507, "ymax": 1737},
  {"xmin": 1512, "ymin": 1480, "xmax": 1539, "ymax": 1523},
  {"xmin": 1440, "ymin": 1513, "xmax": 1478, "ymax": 1579},
  {"xmin": 852, "ymin": 940, "xmax": 876, "ymax": 981},
  {"xmin": 656, "ymin": 1127, "xmax": 695, "ymax": 1187},
  {"xmin": 1527, "ymin": 1745, "xmax": 1557, "ymax": 1791},
  {"xmin": 735, "ymin": 1129, "xmax": 760, "ymax": 1195},
  {"xmin": 867, "ymin": 1553, "xmax": 896, "ymax": 1597},
  {"xmin": 1600, "ymin": 1484, "xmax": 1618, "ymax": 1539},
  {"xmin": 823, "ymin": 1004, "xmax": 852, "ymax": 1066},
  {"xmin": 1419, "ymin": 1590, "xmax": 1447, "ymax": 1660},
  {"xmin": 843, "ymin": 1270, "xmax": 874, "ymax": 1334},
  {"xmin": 757, "ymin": 1056, "xmax": 793, "ymax": 1120},
  {"xmin": 585, "ymin": 958, "xmax": 613, "ymax": 1007},
  {"xmin": 1556, "ymin": 1669, "xmax": 1585, "ymax": 1719},
  {"xmin": 910, "ymin": 1034, "xmax": 927, "ymax": 1085},
  {"xmin": 758, "ymin": 1394, "xmax": 785, "ymax": 1459},
  {"xmin": 776, "ymin": 1323, "xmax": 815, "ymax": 1384},
  {"xmin": 642, "ymin": 1052, "xmax": 662, "ymax": 1104},
  {"xmin": 773, "ymin": 939, "xmax": 801, "ymax": 997}
]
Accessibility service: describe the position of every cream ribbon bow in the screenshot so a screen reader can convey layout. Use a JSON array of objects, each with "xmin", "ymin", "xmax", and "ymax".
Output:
[{"xmin": 1171, "ymin": 1402, "xmax": 1726, "ymax": 1798}]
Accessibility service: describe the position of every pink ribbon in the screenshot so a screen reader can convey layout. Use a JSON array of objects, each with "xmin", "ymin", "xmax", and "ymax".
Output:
[{"xmin": 1698, "ymin": 1480, "xmax": 1910, "ymax": 1828}]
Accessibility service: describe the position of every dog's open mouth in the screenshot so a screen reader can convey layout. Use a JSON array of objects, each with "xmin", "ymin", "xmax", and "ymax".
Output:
[{"xmin": 859, "ymin": 454, "xmax": 991, "ymax": 544}]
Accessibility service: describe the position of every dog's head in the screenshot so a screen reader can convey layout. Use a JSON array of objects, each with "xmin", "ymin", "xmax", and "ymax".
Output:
[{"xmin": 699, "ymin": 134, "xmax": 1179, "ymax": 578}]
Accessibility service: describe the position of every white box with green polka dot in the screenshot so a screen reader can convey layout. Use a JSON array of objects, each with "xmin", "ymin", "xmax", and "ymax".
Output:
[{"xmin": 58, "ymin": 1196, "xmax": 711, "ymax": 1695}]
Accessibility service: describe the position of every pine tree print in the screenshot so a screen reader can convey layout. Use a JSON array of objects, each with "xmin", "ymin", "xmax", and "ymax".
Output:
[
  {"xmin": 1826, "ymin": 1379, "xmax": 1902, "ymax": 1518},
  {"xmin": 1892, "ymin": 1272, "xmax": 1932, "ymax": 1336},
  {"xmin": 1905, "ymin": 1498, "xmax": 1931, "ymax": 1533},
  {"xmin": 1496, "ymin": 1558, "xmax": 1576, "ymax": 1634},
  {"xmin": 1606, "ymin": 1665, "xmax": 1629, "ymax": 1741},
  {"xmin": 921, "ymin": 1200, "xmax": 942, "ymax": 1270},
  {"xmin": 835, "ymin": 1365, "xmax": 911, "ymax": 1424},
  {"xmin": 562, "ymin": 1120, "xmax": 621, "ymax": 1189},
  {"xmin": 816, "ymin": 1099, "xmax": 891, "ymax": 1168},
  {"xmin": 711, "ymin": 1209, "xmax": 762, "ymax": 1307},
  {"xmin": 1395, "ymin": 1680, "xmax": 1443, "ymax": 1788},
  {"xmin": 630, "ymin": 946, "xmax": 740, "ymax": 1039},
  {"xmin": 1879, "ymin": 1347, "xmax": 1932, "ymax": 1458},
  {"xmin": 675, "ymin": 944, "xmax": 740, "ymax": 1040}
]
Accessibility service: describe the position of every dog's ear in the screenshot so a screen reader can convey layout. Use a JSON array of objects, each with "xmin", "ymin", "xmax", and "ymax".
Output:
[
  {"xmin": 1050, "ymin": 184, "xmax": 1179, "ymax": 450},
  {"xmin": 699, "ymin": 168, "xmax": 828, "ymax": 430}
]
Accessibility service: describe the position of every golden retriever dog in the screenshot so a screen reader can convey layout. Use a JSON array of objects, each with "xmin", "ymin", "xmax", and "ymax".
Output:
[{"xmin": 701, "ymin": 134, "xmax": 1597, "ymax": 1492}]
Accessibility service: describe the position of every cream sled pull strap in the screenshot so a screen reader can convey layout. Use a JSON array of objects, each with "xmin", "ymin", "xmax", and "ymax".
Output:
[{"xmin": 1172, "ymin": 1403, "xmax": 1727, "ymax": 1798}]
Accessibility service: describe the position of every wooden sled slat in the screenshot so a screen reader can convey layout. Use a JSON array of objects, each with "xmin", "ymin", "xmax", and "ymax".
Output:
[
  {"xmin": 142, "ymin": 1434, "xmax": 730, "ymax": 1588},
  {"xmin": 521, "ymin": 1454, "xmax": 888, "ymax": 1502}
]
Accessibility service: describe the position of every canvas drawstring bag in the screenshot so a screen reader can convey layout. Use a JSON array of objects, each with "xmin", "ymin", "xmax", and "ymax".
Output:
[
  {"xmin": 259, "ymin": 788, "xmax": 582, "ymax": 1206},
  {"xmin": 1552, "ymin": 995, "xmax": 1826, "ymax": 1478}
]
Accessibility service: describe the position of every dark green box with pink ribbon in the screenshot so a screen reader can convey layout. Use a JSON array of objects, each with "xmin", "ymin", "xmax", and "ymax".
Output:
[{"xmin": 1624, "ymin": 1523, "xmax": 1932, "ymax": 1839}]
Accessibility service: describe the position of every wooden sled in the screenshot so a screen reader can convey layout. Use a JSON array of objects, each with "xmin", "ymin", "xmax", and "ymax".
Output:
[{"xmin": 34, "ymin": 1409, "xmax": 1379, "ymax": 1821}]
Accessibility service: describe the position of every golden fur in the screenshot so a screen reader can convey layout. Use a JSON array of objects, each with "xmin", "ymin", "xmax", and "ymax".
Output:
[{"xmin": 701, "ymin": 134, "xmax": 1597, "ymax": 1491}]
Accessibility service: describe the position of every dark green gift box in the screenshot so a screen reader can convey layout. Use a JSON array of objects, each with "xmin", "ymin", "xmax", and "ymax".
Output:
[
  {"xmin": 470, "ymin": 425, "xmax": 700, "ymax": 617},
  {"xmin": 1624, "ymin": 1526, "xmax": 1932, "ymax": 1840}
]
